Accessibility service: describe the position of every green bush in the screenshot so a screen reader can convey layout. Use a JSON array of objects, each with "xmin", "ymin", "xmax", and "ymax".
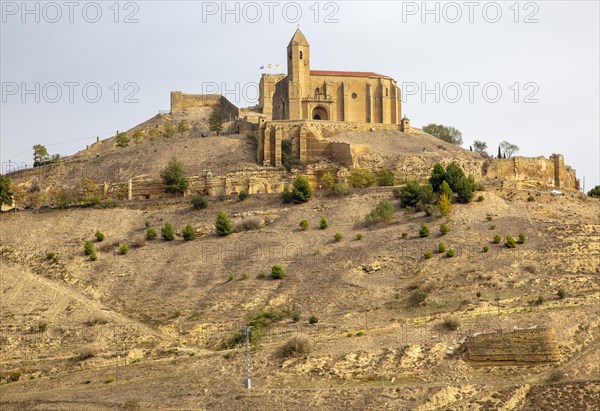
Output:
[
  {"xmin": 84, "ymin": 241, "xmax": 95, "ymax": 256},
  {"xmin": 242, "ymin": 272, "xmax": 249, "ymax": 280},
  {"xmin": 439, "ymin": 180, "xmax": 453, "ymax": 201},
  {"xmin": 46, "ymin": 252, "xmax": 56, "ymax": 260},
  {"xmin": 533, "ymin": 296, "xmax": 544, "ymax": 306},
  {"xmin": 95, "ymin": 230, "xmax": 105, "ymax": 242},
  {"xmin": 505, "ymin": 236, "xmax": 517, "ymax": 248},
  {"xmin": 356, "ymin": 233, "xmax": 363, "ymax": 240},
  {"xmin": 557, "ymin": 288, "xmax": 566, "ymax": 299},
  {"xmin": 89, "ymin": 253, "xmax": 97, "ymax": 261},
  {"xmin": 321, "ymin": 172, "xmax": 335, "ymax": 190},
  {"xmin": 146, "ymin": 227, "xmax": 157, "ymax": 240},
  {"xmin": 333, "ymin": 232, "xmax": 343, "ymax": 242},
  {"xmin": 319, "ymin": 216, "xmax": 328, "ymax": 229},
  {"xmin": 308, "ymin": 316, "xmax": 319, "ymax": 324},
  {"xmin": 119, "ymin": 243, "xmax": 129, "ymax": 255},
  {"xmin": 486, "ymin": 215, "xmax": 493, "ymax": 221},
  {"xmin": 446, "ymin": 248, "xmax": 455, "ymax": 257},
  {"xmin": 332, "ymin": 183, "xmax": 350, "ymax": 196},
  {"xmin": 182, "ymin": 224, "xmax": 196, "ymax": 241},
  {"xmin": 438, "ymin": 242, "xmax": 446, "ymax": 253},
  {"xmin": 423, "ymin": 204, "xmax": 434, "ymax": 217},
  {"xmin": 482, "ymin": 245, "xmax": 489, "ymax": 252},
  {"xmin": 439, "ymin": 223, "xmax": 450, "ymax": 235},
  {"xmin": 291, "ymin": 176, "xmax": 313, "ymax": 203},
  {"xmin": 493, "ymin": 235, "xmax": 502, "ymax": 244},
  {"xmin": 215, "ymin": 210, "xmax": 233, "ymax": 236},
  {"xmin": 116, "ymin": 132, "xmax": 130, "ymax": 147},
  {"xmin": 429, "ymin": 163, "xmax": 447, "ymax": 191},
  {"xmin": 375, "ymin": 169, "xmax": 395, "ymax": 186},
  {"xmin": 238, "ymin": 191, "xmax": 249, "ymax": 201},
  {"xmin": 191, "ymin": 194, "xmax": 208, "ymax": 209},
  {"xmin": 455, "ymin": 175, "xmax": 476, "ymax": 203},
  {"xmin": 419, "ymin": 223, "xmax": 430, "ymax": 238},
  {"xmin": 424, "ymin": 251, "xmax": 433, "ymax": 259},
  {"xmin": 161, "ymin": 222, "xmax": 175, "ymax": 241},
  {"xmin": 527, "ymin": 195, "xmax": 535, "ymax": 202},
  {"xmin": 348, "ymin": 168, "xmax": 376, "ymax": 188},
  {"xmin": 397, "ymin": 180, "xmax": 434, "ymax": 208},
  {"xmin": 586, "ymin": 185, "xmax": 600, "ymax": 198},
  {"xmin": 160, "ymin": 157, "xmax": 189, "ymax": 194},
  {"xmin": 517, "ymin": 232, "xmax": 526, "ymax": 244},
  {"xmin": 476, "ymin": 195, "xmax": 485, "ymax": 202},
  {"xmin": 271, "ymin": 265, "xmax": 286, "ymax": 279},
  {"xmin": 299, "ymin": 220, "xmax": 309, "ymax": 230},
  {"xmin": 9, "ymin": 370, "xmax": 21, "ymax": 382},
  {"xmin": 365, "ymin": 200, "xmax": 394, "ymax": 225},
  {"xmin": 356, "ymin": 331, "xmax": 365, "ymax": 337},
  {"xmin": 401, "ymin": 232, "xmax": 408, "ymax": 238}
]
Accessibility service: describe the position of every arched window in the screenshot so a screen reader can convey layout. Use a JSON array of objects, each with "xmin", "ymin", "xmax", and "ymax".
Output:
[
  {"xmin": 299, "ymin": 51, "xmax": 303, "ymax": 59},
  {"xmin": 315, "ymin": 87, "xmax": 320, "ymax": 96}
]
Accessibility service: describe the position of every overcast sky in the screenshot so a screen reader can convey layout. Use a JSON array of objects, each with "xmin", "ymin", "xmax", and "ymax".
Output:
[{"xmin": 1, "ymin": 1, "xmax": 598, "ymax": 189}]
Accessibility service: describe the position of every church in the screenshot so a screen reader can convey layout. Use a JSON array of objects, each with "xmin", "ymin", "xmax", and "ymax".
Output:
[{"xmin": 258, "ymin": 29, "xmax": 403, "ymax": 124}]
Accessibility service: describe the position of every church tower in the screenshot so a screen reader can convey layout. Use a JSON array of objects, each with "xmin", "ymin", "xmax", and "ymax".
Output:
[{"xmin": 287, "ymin": 28, "xmax": 310, "ymax": 120}]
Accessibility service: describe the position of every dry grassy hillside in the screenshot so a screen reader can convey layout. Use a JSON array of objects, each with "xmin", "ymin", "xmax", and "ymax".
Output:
[{"xmin": 1, "ymin": 182, "xmax": 599, "ymax": 409}]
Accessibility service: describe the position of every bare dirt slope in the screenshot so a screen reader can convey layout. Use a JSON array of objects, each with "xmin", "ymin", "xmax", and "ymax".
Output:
[{"xmin": 1, "ymin": 184, "xmax": 599, "ymax": 409}]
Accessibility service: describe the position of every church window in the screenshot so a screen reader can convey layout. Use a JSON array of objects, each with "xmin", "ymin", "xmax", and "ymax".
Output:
[{"xmin": 351, "ymin": 93, "xmax": 357, "ymax": 99}]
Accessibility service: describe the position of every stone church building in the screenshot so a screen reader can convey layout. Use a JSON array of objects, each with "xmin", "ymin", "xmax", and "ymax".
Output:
[{"xmin": 258, "ymin": 29, "xmax": 402, "ymax": 124}]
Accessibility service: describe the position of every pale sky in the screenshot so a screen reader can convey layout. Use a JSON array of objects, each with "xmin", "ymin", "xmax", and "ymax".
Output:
[{"xmin": 1, "ymin": 1, "xmax": 599, "ymax": 189}]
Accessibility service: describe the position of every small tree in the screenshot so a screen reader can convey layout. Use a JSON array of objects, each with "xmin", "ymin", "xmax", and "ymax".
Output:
[
  {"xmin": 291, "ymin": 176, "xmax": 313, "ymax": 203},
  {"xmin": 422, "ymin": 123, "xmax": 463, "ymax": 146},
  {"xmin": 429, "ymin": 163, "xmax": 447, "ymax": 192},
  {"xmin": 84, "ymin": 241, "xmax": 95, "ymax": 256},
  {"xmin": 376, "ymin": 169, "xmax": 395, "ymax": 186},
  {"xmin": 439, "ymin": 223, "xmax": 450, "ymax": 235},
  {"xmin": 215, "ymin": 210, "xmax": 233, "ymax": 236},
  {"xmin": 365, "ymin": 200, "xmax": 394, "ymax": 225},
  {"xmin": 119, "ymin": 243, "xmax": 129, "ymax": 255},
  {"xmin": 472, "ymin": 140, "xmax": 488, "ymax": 154},
  {"xmin": 319, "ymin": 216, "xmax": 328, "ymax": 229},
  {"xmin": 177, "ymin": 120, "xmax": 190, "ymax": 134},
  {"xmin": 160, "ymin": 157, "xmax": 189, "ymax": 194},
  {"xmin": 182, "ymin": 224, "xmax": 196, "ymax": 241},
  {"xmin": 333, "ymin": 232, "xmax": 343, "ymax": 242},
  {"xmin": 33, "ymin": 144, "xmax": 50, "ymax": 166},
  {"xmin": 493, "ymin": 235, "xmax": 502, "ymax": 244},
  {"xmin": 116, "ymin": 132, "xmax": 130, "ymax": 147},
  {"xmin": 439, "ymin": 180, "xmax": 453, "ymax": 200},
  {"xmin": 191, "ymin": 194, "xmax": 208, "ymax": 209},
  {"xmin": 438, "ymin": 242, "xmax": 446, "ymax": 253},
  {"xmin": 500, "ymin": 141, "xmax": 519, "ymax": 158},
  {"xmin": 95, "ymin": 230, "xmax": 105, "ymax": 242},
  {"xmin": 299, "ymin": 220, "xmax": 309, "ymax": 230},
  {"xmin": 321, "ymin": 172, "xmax": 335, "ymax": 190},
  {"xmin": 162, "ymin": 222, "xmax": 175, "ymax": 241},
  {"xmin": 438, "ymin": 193, "xmax": 452, "ymax": 216},
  {"xmin": 587, "ymin": 185, "xmax": 600, "ymax": 198},
  {"xmin": 348, "ymin": 168, "xmax": 376, "ymax": 188},
  {"xmin": 209, "ymin": 109, "xmax": 224, "ymax": 135},
  {"xmin": 162, "ymin": 122, "xmax": 175, "ymax": 139},
  {"xmin": 146, "ymin": 227, "xmax": 157, "ymax": 240},
  {"xmin": 505, "ymin": 235, "xmax": 517, "ymax": 248},
  {"xmin": 517, "ymin": 232, "xmax": 526, "ymax": 244},
  {"xmin": 419, "ymin": 223, "xmax": 430, "ymax": 238},
  {"xmin": 557, "ymin": 288, "xmax": 566, "ymax": 299},
  {"xmin": 0, "ymin": 175, "xmax": 13, "ymax": 206},
  {"xmin": 397, "ymin": 180, "xmax": 433, "ymax": 208},
  {"xmin": 271, "ymin": 265, "xmax": 286, "ymax": 279}
]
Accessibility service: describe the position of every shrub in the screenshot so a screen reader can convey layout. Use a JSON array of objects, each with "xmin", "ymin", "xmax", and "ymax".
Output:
[
  {"xmin": 95, "ymin": 230, "xmax": 105, "ymax": 242},
  {"xmin": 517, "ymin": 232, "xmax": 526, "ymax": 244},
  {"xmin": 438, "ymin": 242, "xmax": 446, "ymax": 253},
  {"xmin": 182, "ymin": 224, "xmax": 196, "ymax": 241},
  {"xmin": 291, "ymin": 176, "xmax": 313, "ymax": 203},
  {"xmin": 401, "ymin": 232, "xmax": 408, "ymax": 238},
  {"xmin": 419, "ymin": 223, "xmax": 430, "ymax": 238},
  {"xmin": 177, "ymin": 119, "xmax": 190, "ymax": 134},
  {"xmin": 9, "ymin": 371, "xmax": 21, "ymax": 382},
  {"xmin": 116, "ymin": 132, "xmax": 130, "ymax": 147},
  {"xmin": 482, "ymin": 246, "xmax": 489, "ymax": 252},
  {"xmin": 455, "ymin": 175, "xmax": 476, "ymax": 203},
  {"xmin": 215, "ymin": 210, "xmax": 233, "ymax": 236},
  {"xmin": 476, "ymin": 195, "xmax": 485, "ymax": 202},
  {"xmin": 365, "ymin": 200, "xmax": 394, "ymax": 225},
  {"xmin": 281, "ymin": 335, "xmax": 313, "ymax": 357},
  {"xmin": 493, "ymin": 235, "xmax": 502, "ymax": 244},
  {"xmin": 238, "ymin": 191, "xmax": 249, "ymax": 201},
  {"xmin": 321, "ymin": 172, "xmax": 335, "ymax": 190},
  {"xmin": 332, "ymin": 183, "xmax": 350, "ymax": 196},
  {"xmin": 505, "ymin": 236, "xmax": 517, "ymax": 248},
  {"xmin": 348, "ymin": 168, "xmax": 376, "ymax": 188},
  {"xmin": 527, "ymin": 195, "xmax": 535, "ymax": 202},
  {"xmin": 356, "ymin": 233, "xmax": 363, "ymax": 240},
  {"xmin": 424, "ymin": 251, "xmax": 433, "ymax": 259},
  {"xmin": 356, "ymin": 331, "xmax": 365, "ymax": 337},
  {"xmin": 161, "ymin": 223, "xmax": 175, "ymax": 241},
  {"xmin": 119, "ymin": 243, "xmax": 129, "ymax": 255},
  {"xmin": 557, "ymin": 288, "xmax": 566, "ymax": 299},
  {"xmin": 46, "ymin": 252, "xmax": 56, "ymax": 260},
  {"xmin": 146, "ymin": 227, "xmax": 157, "ymax": 240},
  {"xmin": 438, "ymin": 193, "xmax": 452, "ymax": 216},
  {"xmin": 241, "ymin": 272, "xmax": 249, "ymax": 280},
  {"xmin": 319, "ymin": 216, "xmax": 328, "ymax": 229},
  {"xmin": 547, "ymin": 370, "xmax": 565, "ymax": 383},
  {"xmin": 162, "ymin": 122, "xmax": 175, "ymax": 139},
  {"xmin": 235, "ymin": 218, "xmax": 261, "ymax": 232},
  {"xmin": 299, "ymin": 220, "xmax": 309, "ymax": 230},
  {"xmin": 446, "ymin": 248, "xmax": 455, "ymax": 257},
  {"xmin": 271, "ymin": 265, "xmax": 286, "ymax": 279},
  {"xmin": 398, "ymin": 181, "xmax": 434, "ymax": 208},
  {"xmin": 144, "ymin": 220, "xmax": 151, "ymax": 228},
  {"xmin": 443, "ymin": 316, "xmax": 460, "ymax": 330},
  {"xmin": 423, "ymin": 204, "xmax": 434, "ymax": 217},
  {"xmin": 333, "ymin": 232, "xmax": 343, "ymax": 242},
  {"xmin": 281, "ymin": 186, "xmax": 293, "ymax": 203},
  {"xmin": 489, "ymin": 225, "xmax": 496, "ymax": 230},
  {"xmin": 191, "ymin": 194, "xmax": 208, "ymax": 210},
  {"xmin": 486, "ymin": 215, "xmax": 493, "ymax": 221},
  {"xmin": 227, "ymin": 273, "xmax": 235, "ymax": 282},
  {"xmin": 376, "ymin": 169, "xmax": 395, "ymax": 186},
  {"xmin": 84, "ymin": 241, "xmax": 95, "ymax": 256},
  {"xmin": 429, "ymin": 163, "xmax": 447, "ymax": 191},
  {"xmin": 160, "ymin": 157, "xmax": 189, "ymax": 194},
  {"xmin": 533, "ymin": 296, "xmax": 544, "ymax": 305},
  {"xmin": 105, "ymin": 376, "xmax": 115, "ymax": 384},
  {"xmin": 587, "ymin": 185, "xmax": 600, "ymax": 198},
  {"xmin": 439, "ymin": 180, "xmax": 453, "ymax": 200},
  {"xmin": 439, "ymin": 223, "xmax": 450, "ymax": 235},
  {"xmin": 89, "ymin": 253, "xmax": 97, "ymax": 261},
  {"xmin": 308, "ymin": 316, "xmax": 319, "ymax": 324}
]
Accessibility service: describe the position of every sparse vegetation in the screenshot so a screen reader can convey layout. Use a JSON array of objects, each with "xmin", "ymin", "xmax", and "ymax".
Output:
[
  {"xmin": 356, "ymin": 233, "xmax": 363, "ymax": 240},
  {"xmin": 476, "ymin": 195, "xmax": 484, "ymax": 202},
  {"xmin": 319, "ymin": 216, "xmax": 328, "ymax": 229},
  {"xmin": 119, "ymin": 243, "xmax": 129, "ymax": 255},
  {"xmin": 438, "ymin": 242, "xmax": 446, "ymax": 253},
  {"xmin": 446, "ymin": 248, "xmax": 455, "ymax": 257},
  {"xmin": 333, "ymin": 232, "xmax": 343, "ymax": 242},
  {"xmin": 0, "ymin": 175, "xmax": 13, "ymax": 206},
  {"xmin": 493, "ymin": 235, "xmax": 502, "ymax": 244},
  {"xmin": 557, "ymin": 288, "xmax": 566, "ymax": 299},
  {"xmin": 209, "ymin": 109, "xmax": 224, "ymax": 135},
  {"xmin": 161, "ymin": 222, "xmax": 175, "ymax": 241},
  {"xmin": 424, "ymin": 251, "xmax": 433, "ymax": 259},
  {"xmin": 443, "ymin": 315, "xmax": 460, "ymax": 330},
  {"xmin": 439, "ymin": 223, "xmax": 450, "ymax": 235},
  {"xmin": 160, "ymin": 157, "xmax": 189, "ymax": 194},
  {"xmin": 419, "ymin": 223, "xmax": 430, "ymax": 238},
  {"xmin": 332, "ymin": 183, "xmax": 350, "ymax": 196},
  {"xmin": 84, "ymin": 241, "xmax": 97, "ymax": 260},
  {"xmin": 308, "ymin": 316, "xmax": 319, "ymax": 325},
  {"xmin": 215, "ymin": 211, "xmax": 233, "ymax": 236},
  {"xmin": 527, "ymin": 195, "xmax": 535, "ymax": 202},
  {"xmin": 375, "ymin": 169, "xmax": 395, "ymax": 186},
  {"xmin": 365, "ymin": 200, "xmax": 394, "ymax": 225},
  {"xmin": 281, "ymin": 335, "xmax": 314, "ymax": 357},
  {"xmin": 517, "ymin": 232, "xmax": 526, "ymax": 244},
  {"xmin": 238, "ymin": 191, "xmax": 249, "ymax": 201},
  {"xmin": 482, "ymin": 246, "xmax": 489, "ymax": 252},
  {"xmin": 438, "ymin": 193, "xmax": 452, "ymax": 216},
  {"xmin": 505, "ymin": 235, "xmax": 517, "ymax": 248},
  {"xmin": 116, "ymin": 132, "xmax": 130, "ymax": 147},
  {"xmin": 401, "ymin": 232, "xmax": 408, "ymax": 238},
  {"xmin": 9, "ymin": 370, "xmax": 21, "ymax": 382},
  {"xmin": 146, "ymin": 227, "xmax": 157, "ymax": 240},
  {"xmin": 348, "ymin": 168, "xmax": 376, "ymax": 188},
  {"xmin": 299, "ymin": 219, "xmax": 309, "ymax": 230},
  {"xmin": 271, "ymin": 265, "xmax": 286, "ymax": 279},
  {"xmin": 182, "ymin": 224, "xmax": 196, "ymax": 241},
  {"xmin": 235, "ymin": 218, "xmax": 261, "ymax": 232},
  {"xmin": 95, "ymin": 230, "xmax": 105, "ymax": 242},
  {"xmin": 191, "ymin": 194, "xmax": 208, "ymax": 209},
  {"xmin": 321, "ymin": 172, "xmax": 335, "ymax": 190}
]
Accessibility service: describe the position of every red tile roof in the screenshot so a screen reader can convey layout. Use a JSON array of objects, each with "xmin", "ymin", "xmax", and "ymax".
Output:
[{"xmin": 310, "ymin": 70, "xmax": 391, "ymax": 79}]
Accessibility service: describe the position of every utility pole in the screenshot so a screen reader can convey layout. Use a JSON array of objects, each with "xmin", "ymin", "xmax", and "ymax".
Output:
[{"xmin": 244, "ymin": 325, "xmax": 253, "ymax": 389}]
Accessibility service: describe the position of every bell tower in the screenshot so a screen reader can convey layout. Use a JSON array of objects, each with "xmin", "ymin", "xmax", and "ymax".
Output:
[{"xmin": 287, "ymin": 29, "xmax": 310, "ymax": 119}]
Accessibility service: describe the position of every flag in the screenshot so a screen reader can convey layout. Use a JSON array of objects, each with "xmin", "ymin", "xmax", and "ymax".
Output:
[
  {"xmin": 260, "ymin": 65, "xmax": 264, "ymax": 70},
  {"xmin": 267, "ymin": 64, "xmax": 272, "ymax": 69},
  {"xmin": 275, "ymin": 64, "xmax": 280, "ymax": 69}
]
